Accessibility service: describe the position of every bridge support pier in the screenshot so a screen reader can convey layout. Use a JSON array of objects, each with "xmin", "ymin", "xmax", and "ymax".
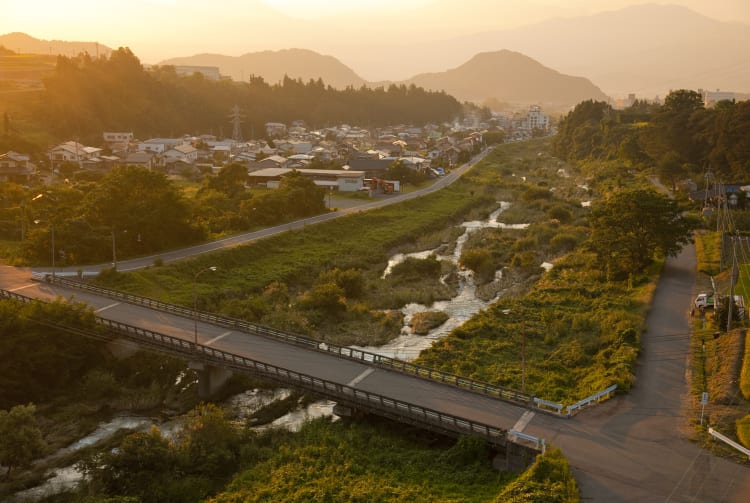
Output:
[
  {"xmin": 493, "ymin": 441, "xmax": 538, "ymax": 472},
  {"xmin": 189, "ymin": 361, "xmax": 234, "ymax": 399},
  {"xmin": 332, "ymin": 404, "xmax": 354, "ymax": 417}
]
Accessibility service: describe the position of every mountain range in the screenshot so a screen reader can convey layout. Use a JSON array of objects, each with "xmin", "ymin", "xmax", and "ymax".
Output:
[{"xmin": 3, "ymin": 4, "xmax": 749, "ymax": 104}]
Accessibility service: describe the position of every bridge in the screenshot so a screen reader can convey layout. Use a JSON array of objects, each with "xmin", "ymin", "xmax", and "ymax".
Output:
[{"xmin": 0, "ymin": 270, "xmax": 546, "ymax": 469}]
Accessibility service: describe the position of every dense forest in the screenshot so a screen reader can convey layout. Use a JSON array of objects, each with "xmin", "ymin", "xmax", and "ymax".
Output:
[
  {"xmin": 553, "ymin": 90, "xmax": 750, "ymax": 184},
  {"xmin": 2, "ymin": 47, "xmax": 463, "ymax": 149}
]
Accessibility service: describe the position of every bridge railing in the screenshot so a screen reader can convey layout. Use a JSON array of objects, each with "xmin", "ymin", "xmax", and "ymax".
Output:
[
  {"xmin": 40, "ymin": 275, "xmax": 534, "ymax": 407},
  {"xmin": 1, "ymin": 287, "xmax": 514, "ymax": 449}
]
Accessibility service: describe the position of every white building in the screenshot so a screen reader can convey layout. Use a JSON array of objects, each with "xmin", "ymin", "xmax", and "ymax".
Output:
[
  {"xmin": 526, "ymin": 106, "xmax": 550, "ymax": 131},
  {"xmin": 703, "ymin": 89, "xmax": 735, "ymax": 107}
]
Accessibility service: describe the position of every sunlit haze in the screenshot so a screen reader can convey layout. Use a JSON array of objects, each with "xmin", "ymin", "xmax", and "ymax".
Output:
[{"xmin": 1, "ymin": 0, "xmax": 749, "ymax": 93}]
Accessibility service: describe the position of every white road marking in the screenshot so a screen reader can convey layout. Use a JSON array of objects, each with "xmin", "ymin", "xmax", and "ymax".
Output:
[
  {"xmin": 347, "ymin": 368, "xmax": 375, "ymax": 387},
  {"xmin": 205, "ymin": 331, "xmax": 233, "ymax": 346},
  {"xmin": 95, "ymin": 302, "xmax": 121, "ymax": 313},
  {"xmin": 511, "ymin": 410, "xmax": 536, "ymax": 433},
  {"xmin": 8, "ymin": 283, "xmax": 36, "ymax": 292}
]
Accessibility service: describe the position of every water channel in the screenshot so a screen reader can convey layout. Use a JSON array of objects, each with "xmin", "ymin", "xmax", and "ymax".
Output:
[
  {"xmin": 356, "ymin": 202, "xmax": 530, "ymax": 361},
  {"xmin": 14, "ymin": 202, "xmax": 532, "ymax": 501}
]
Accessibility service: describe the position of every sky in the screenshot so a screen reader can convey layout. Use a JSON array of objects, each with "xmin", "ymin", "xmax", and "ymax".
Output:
[{"xmin": 1, "ymin": 0, "xmax": 749, "ymax": 81}]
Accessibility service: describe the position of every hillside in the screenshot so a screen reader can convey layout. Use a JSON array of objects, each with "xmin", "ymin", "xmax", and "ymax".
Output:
[
  {"xmin": 0, "ymin": 32, "xmax": 112, "ymax": 58},
  {"xmin": 401, "ymin": 50, "xmax": 608, "ymax": 107},
  {"xmin": 159, "ymin": 48, "xmax": 367, "ymax": 88},
  {"xmin": 429, "ymin": 4, "xmax": 750, "ymax": 98}
]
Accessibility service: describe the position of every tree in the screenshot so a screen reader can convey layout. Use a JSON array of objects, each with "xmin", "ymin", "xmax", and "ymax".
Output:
[
  {"xmin": 656, "ymin": 151, "xmax": 685, "ymax": 191},
  {"xmin": 0, "ymin": 403, "xmax": 46, "ymax": 478},
  {"xmin": 82, "ymin": 166, "xmax": 199, "ymax": 256},
  {"xmin": 588, "ymin": 188, "xmax": 694, "ymax": 278}
]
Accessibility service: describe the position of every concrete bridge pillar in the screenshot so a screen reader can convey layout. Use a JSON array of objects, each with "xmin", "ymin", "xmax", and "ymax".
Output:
[{"xmin": 189, "ymin": 361, "xmax": 234, "ymax": 399}]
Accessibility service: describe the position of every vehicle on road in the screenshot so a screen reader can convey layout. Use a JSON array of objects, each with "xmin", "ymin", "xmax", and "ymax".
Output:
[{"xmin": 694, "ymin": 293, "xmax": 745, "ymax": 317}]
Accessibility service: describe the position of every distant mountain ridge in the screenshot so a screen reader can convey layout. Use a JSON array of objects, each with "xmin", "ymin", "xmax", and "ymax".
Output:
[
  {"xmin": 399, "ymin": 50, "xmax": 607, "ymax": 106},
  {"xmin": 160, "ymin": 48, "xmax": 605, "ymax": 107},
  {"xmin": 421, "ymin": 4, "xmax": 750, "ymax": 98},
  {"xmin": 0, "ymin": 32, "xmax": 112, "ymax": 58},
  {"xmin": 159, "ymin": 49, "xmax": 368, "ymax": 89}
]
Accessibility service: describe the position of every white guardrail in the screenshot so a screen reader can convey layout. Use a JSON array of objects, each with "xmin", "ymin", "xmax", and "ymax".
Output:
[
  {"xmin": 708, "ymin": 428, "xmax": 750, "ymax": 460},
  {"xmin": 509, "ymin": 429, "xmax": 546, "ymax": 454},
  {"xmin": 566, "ymin": 384, "xmax": 618, "ymax": 417}
]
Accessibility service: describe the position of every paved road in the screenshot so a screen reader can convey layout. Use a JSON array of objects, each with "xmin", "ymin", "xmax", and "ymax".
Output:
[
  {"xmin": 8, "ymin": 147, "xmax": 750, "ymax": 500},
  {"xmin": 36, "ymin": 148, "xmax": 491, "ymax": 276},
  {"xmin": 1, "ymin": 264, "xmax": 529, "ymax": 430},
  {"xmin": 6, "ymin": 244, "xmax": 750, "ymax": 500},
  {"xmin": 524, "ymin": 244, "xmax": 750, "ymax": 501}
]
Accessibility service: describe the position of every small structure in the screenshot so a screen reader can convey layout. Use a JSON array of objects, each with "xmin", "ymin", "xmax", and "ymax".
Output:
[
  {"xmin": 0, "ymin": 151, "xmax": 35, "ymax": 183},
  {"xmin": 248, "ymin": 168, "xmax": 365, "ymax": 192}
]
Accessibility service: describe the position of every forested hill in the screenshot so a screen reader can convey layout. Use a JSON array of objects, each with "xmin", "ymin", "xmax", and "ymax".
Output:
[
  {"xmin": 7, "ymin": 48, "xmax": 462, "ymax": 147},
  {"xmin": 401, "ymin": 50, "xmax": 608, "ymax": 107},
  {"xmin": 552, "ymin": 92, "xmax": 750, "ymax": 184},
  {"xmin": 160, "ymin": 49, "xmax": 368, "ymax": 89}
]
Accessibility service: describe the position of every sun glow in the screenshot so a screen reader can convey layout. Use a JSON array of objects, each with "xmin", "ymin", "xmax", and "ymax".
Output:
[{"xmin": 260, "ymin": 0, "xmax": 433, "ymax": 19}]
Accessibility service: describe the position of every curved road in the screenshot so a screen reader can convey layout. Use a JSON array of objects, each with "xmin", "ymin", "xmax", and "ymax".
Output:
[
  {"xmin": 6, "ymin": 147, "xmax": 750, "ymax": 500},
  {"xmin": 526, "ymin": 244, "xmax": 750, "ymax": 501}
]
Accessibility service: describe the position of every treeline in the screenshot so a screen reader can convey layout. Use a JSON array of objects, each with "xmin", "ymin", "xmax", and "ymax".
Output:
[
  {"xmin": 553, "ymin": 91, "xmax": 750, "ymax": 183},
  {"xmin": 15, "ymin": 48, "xmax": 462, "ymax": 146},
  {"xmin": 1, "ymin": 165, "xmax": 326, "ymax": 265}
]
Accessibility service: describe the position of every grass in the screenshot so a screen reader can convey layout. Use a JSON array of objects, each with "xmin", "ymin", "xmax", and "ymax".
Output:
[
  {"xmin": 208, "ymin": 418, "xmax": 575, "ymax": 503},
  {"xmin": 690, "ymin": 231, "xmax": 750, "ymax": 457}
]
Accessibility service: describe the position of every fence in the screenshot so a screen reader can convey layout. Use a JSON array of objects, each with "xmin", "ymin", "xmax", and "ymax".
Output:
[
  {"xmin": 708, "ymin": 427, "xmax": 750, "ymax": 460},
  {"xmin": 40, "ymin": 275, "xmax": 533, "ymax": 406},
  {"xmin": 31, "ymin": 276, "xmax": 621, "ymax": 417},
  {"xmin": 1, "ymin": 287, "xmax": 520, "ymax": 450},
  {"xmin": 566, "ymin": 384, "xmax": 618, "ymax": 417}
]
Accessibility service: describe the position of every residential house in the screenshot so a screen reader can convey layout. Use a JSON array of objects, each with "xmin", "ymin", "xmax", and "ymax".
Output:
[
  {"xmin": 0, "ymin": 151, "xmax": 35, "ymax": 183},
  {"xmin": 164, "ymin": 144, "xmax": 198, "ymax": 164},
  {"xmin": 102, "ymin": 132, "xmax": 134, "ymax": 149},
  {"xmin": 247, "ymin": 155, "xmax": 289, "ymax": 172},
  {"xmin": 118, "ymin": 151, "xmax": 156, "ymax": 170},
  {"xmin": 48, "ymin": 141, "xmax": 102, "ymax": 169}
]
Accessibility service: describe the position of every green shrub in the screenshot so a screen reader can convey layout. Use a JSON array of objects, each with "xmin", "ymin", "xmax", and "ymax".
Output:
[
  {"xmin": 737, "ymin": 415, "xmax": 750, "ymax": 448},
  {"xmin": 547, "ymin": 205, "xmax": 573, "ymax": 223},
  {"xmin": 740, "ymin": 332, "xmax": 750, "ymax": 400},
  {"xmin": 496, "ymin": 447, "xmax": 579, "ymax": 502}
]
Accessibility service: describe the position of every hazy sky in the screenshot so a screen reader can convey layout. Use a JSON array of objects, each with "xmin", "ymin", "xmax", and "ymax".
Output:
[{"xmin": 2, "ymin": 0, "xmax": 749, "ymax": 80}]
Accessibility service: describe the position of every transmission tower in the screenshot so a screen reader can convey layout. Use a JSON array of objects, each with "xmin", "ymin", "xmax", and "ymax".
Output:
[{"xmin": 229, "ymin": 105, "xmax": 244, "ymax": 142}]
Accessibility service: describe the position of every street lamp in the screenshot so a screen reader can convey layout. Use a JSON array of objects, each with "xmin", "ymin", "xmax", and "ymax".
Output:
[
  {"xmin": 193, "ymin": 266, "xmax": 217, "ymax": 348},
  {"xmin": 34, "ymin": 219, "xmax": 55, "ymax": 279}
]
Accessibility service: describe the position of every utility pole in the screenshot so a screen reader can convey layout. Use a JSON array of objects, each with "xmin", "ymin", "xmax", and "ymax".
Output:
[
  {"xmin": 521, "ymin": 315, "xmax": 526, "ymax": 394},
  {"xmin": 728, "ymin": 235, "xmax": 738, "ymax": 331}
]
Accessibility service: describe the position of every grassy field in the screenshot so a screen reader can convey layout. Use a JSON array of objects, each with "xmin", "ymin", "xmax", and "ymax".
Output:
[
  {"xmin": 691, "ymin": 230, "xmax": 750, "ymax": 456},
  {"xmin": 93, "ymin": 138, "xmax": 653, "ymax": 404}
]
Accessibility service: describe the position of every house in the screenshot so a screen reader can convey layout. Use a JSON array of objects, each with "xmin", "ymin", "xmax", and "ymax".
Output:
[
  {"xmin": 0, "ymin": 151, "xmax": 35, "ymax": 183},
  {"xmin": 103, "ymin": 132, "xmax": 134, "ymax": 147},
  {"xmin": 347, "ymin": 157, "xmax": 393, "ymax": 176},
  {"xmin": 48, "ymin": 141, "xmax": 102, "ymax": 169},
  {"xmin": 118, "ymin": 151, "xmax": 156, "ymax": 170},
  {"xmin": 138, "ymin": 138, "xmax": 184, "ymax": 154},
  {"xmin": 164, "ymin": 144, "xmax": 198, "ymax": 164},
  {"xmin": 247, "ymin": 155, "xmax": 289, "ymax": 172}
]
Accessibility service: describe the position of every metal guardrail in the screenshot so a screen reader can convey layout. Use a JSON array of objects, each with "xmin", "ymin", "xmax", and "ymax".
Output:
[
  {"xmin": 533, "ymin": 397, "xmax": 564, "ymax": 414},
  {"xmin": 509, "ymin": 429, "xmax": 546, "ymax": 454},
  {"xmin": 708, "ymin": 428, "xmax": 750, "ymax": 460},
  {"xmin": 1, "ymin": 287, "xmax": 515, "ymax": 449},
  {"xmin": 566, "ymin": 384, "xmax": 618, "ymax": 417},
  {"xmin": 41, "ymin": 275, "xmax": 534, "ymax": 407}
]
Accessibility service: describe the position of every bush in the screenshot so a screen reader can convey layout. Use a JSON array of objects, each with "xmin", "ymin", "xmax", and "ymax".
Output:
[
  {"xmin": 740, "ymin": 332, "xmax": 750, "ymax": 400},
  {"xmin": 737, "ymin": 415, "xmax": 750, "ymax": 448}
]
